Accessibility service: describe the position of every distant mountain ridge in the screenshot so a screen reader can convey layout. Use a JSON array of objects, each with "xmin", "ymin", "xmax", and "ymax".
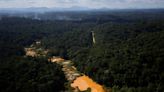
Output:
[
  {"xmin": 0, "ymin": 6, "xmax": 92, "ymax": 13},
  {"xmin": 0, "ymin": 7, "xmax": 164, "ymax": 13}
]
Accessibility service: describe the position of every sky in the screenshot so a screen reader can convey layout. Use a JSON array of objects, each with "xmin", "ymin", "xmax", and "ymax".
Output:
[{"xmin": 0, "ymin": 0, "xmax": 164, "ymax": 9}]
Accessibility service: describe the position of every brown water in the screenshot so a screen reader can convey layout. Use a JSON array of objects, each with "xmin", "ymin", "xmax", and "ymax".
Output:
[
  {"xmin": 25, "ymin": 46, "xmax": 106, "ymax": 92},
  {"xmin": 71, "ymin": 75, "xmax": 105, "ymax": 92},
  {"xmin": 50, "ymin": 57, "xmax": 106, "ymax": 92}
]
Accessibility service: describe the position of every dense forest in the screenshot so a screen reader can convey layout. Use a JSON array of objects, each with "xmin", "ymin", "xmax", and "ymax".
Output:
[{"xmin": 0, "ymin": 9, "xmax": 164, "ymax": 92}]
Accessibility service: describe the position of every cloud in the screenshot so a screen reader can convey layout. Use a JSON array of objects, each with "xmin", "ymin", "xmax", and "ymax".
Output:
[
  {"xmin": 56, "ymin": 0, "xmax": 78, "ymax": 3},
  {"xmin": 0, "ymin": 0, "xmax": 164, "ymax": 8}
]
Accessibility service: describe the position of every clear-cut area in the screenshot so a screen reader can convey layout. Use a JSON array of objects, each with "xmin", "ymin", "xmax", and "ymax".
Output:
[
  {"xmin": 71, "ymin": 75, "xmax": 105, "ymax": 92},
  {"xmin": 24, "ymin": 48, "xmax": 37, "ymax": 57},
  {"xmin": 49, "ymin": 57, "xmax": 106, "ymax": 92},
  {"xmin": 25, "ymin": 42, "xmax": 106, "ymax": 92},
  {"xmin": 24, "ymin": 41, "xmax": 48, "ymax": 57},
  {"xmin": 50, "ymin": 56, "xmax": 65, "ymax": 63}
]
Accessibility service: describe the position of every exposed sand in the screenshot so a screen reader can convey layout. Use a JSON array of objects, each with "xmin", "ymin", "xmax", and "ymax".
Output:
[{"xmin": 25, "ymin": 42, "xmax": 106, "ymax": 92}]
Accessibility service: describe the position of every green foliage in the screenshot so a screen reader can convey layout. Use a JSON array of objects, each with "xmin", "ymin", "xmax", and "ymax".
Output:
[
  {"xmin": 40, "ymin": 11, "xmax": 164, "ymax": 91},
  {"xmin": 0, "ymin": 10, "xmax": 164, "ymax": 92},
  {"xmin": 0, "ymin": 57, "xmax": 66, "ymax": 92}
]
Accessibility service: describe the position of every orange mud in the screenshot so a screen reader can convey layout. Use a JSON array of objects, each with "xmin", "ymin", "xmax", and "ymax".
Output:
[{"xmin": 71, "ymin": 75, "xmax": 105, "ymax": 92}]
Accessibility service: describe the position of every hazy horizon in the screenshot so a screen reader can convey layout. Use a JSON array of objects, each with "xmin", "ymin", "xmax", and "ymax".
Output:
[{"xmin": 0, "ymin": 0, "xmax": 164, "ymax": 9}]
